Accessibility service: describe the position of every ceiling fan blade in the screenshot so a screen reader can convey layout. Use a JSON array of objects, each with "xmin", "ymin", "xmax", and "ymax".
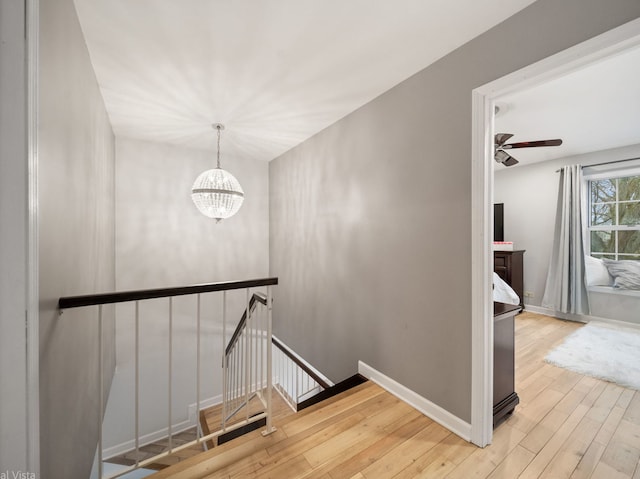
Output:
[
  {"xmin": 502, "ymin": 139, "xmax": 563, "ymax": 149},
  {"xmin": 502, "ymin": 155, "xmax": 519, "ymax": 167},
  {"xmin": 494, "ymin": 133, "xmax": 514, "ymax": 147},
  {"xmin": 494, "ymin": 149, "xmax": 519, "ymax": 166}
]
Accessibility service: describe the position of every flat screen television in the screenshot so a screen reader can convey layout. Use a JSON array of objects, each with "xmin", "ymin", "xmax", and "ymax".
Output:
[{"xmin": 494, "ymin": 203, "xmax": 504, "ymax": 242}]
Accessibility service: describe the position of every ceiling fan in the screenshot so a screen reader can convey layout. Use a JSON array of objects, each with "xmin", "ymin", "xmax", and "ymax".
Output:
[{"xmin": 494, "ymin": 133, "xmax": 563, "ymax": 166}]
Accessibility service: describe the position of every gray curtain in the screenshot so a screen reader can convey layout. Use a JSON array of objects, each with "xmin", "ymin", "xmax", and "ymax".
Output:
[{"xmin": 542, "ymin": 165, "xmax": 590, "ymax": 315}]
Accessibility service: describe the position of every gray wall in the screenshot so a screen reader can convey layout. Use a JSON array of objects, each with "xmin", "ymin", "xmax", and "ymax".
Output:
[
  {"xmin": 270, "ymin": 0, "xmax": 640, "ymax": 423},
  {"xmin": 495, "ymin": 143, "xmax": 640, "ymax": 308},
  {"xmin": 38, "ymin": 0, "xmax": 116, "ymax": 477},
  {"xmin": 0, "ymin": 0, "xmax": 29, "ymax": 471},
  {"xmin": 103, "ymin": 137, "xmax": 269, "ymax": 451},
  {"xmin": 114, "ymin": 137, "xmax": 269, "ymax": 291}
]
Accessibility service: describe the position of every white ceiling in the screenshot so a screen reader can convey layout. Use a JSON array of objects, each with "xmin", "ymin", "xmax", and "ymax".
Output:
[
  {"xmin": 73, "ymin": 0, "xmax": 538, "ymax": 162},
  {"xmin": 494, "ymin": 44, "xmax": 640, "ymax": 168}
]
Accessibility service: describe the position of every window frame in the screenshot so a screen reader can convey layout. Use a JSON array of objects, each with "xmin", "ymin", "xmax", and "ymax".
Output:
[{"xmin": 584, "ymin": 164, "xmax": 640, "ymax": 261}]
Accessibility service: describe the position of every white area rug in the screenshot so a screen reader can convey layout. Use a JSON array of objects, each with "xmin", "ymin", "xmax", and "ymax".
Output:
[{"xmin": 545, "ymin": 322, "xmax": 640, "ymax": 391}]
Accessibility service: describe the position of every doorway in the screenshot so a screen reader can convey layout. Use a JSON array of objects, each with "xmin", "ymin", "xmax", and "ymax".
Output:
[{"xmin": 470, "ymin": 18, "xmax": 640, "ymax": 447}]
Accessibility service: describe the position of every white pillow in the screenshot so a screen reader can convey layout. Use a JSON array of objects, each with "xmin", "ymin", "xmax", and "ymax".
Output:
[
  {"xmin": 603, "ymin": 259, "xmax": 640, "ymax": 290},
  {"xmin": 584, "ymin": 255, "xmax": 613, "ymax": 287}
]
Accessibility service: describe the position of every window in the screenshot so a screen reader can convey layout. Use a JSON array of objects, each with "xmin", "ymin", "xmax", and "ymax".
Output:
[{"xmin": 588, "ymin": 173, "xmax": 640, "ymax": 260}]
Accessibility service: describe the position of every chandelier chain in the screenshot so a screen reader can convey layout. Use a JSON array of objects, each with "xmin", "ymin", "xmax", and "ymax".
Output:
[{"xmin": 216, "ymin": 125, "xmax": 221, "ymax": 169}]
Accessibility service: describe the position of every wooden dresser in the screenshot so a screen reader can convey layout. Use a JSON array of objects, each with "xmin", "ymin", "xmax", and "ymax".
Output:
[
  {"xmin": 494, "ymin": 250, "xmax": 525, "ymax": 308},
  {"xmin": 493, "ymin": 302, "xmax": 521, "ymax": 427}
]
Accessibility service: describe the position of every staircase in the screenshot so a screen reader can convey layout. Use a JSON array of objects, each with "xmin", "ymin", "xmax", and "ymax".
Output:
[
  {"xmin": 59, "ymin": 276, "xmax": 363, "ymax": 478},
  {"xmin": 103, "ymin": 429, "xmax": 202, "ymax": 471},
  {"xmin": 199, "ymin": 387, "xmax": 295, "ymax": 449},
  {"xmin": 104, "ymin": 376, "xmax": 365, "ymax": 471},
  {"xmin": 58, "ymin": 278, "xmax": 279, "ymax": 479},
  {"xmin": 148, "ymin": 378, "xmax": 378, "ymax": 478}
]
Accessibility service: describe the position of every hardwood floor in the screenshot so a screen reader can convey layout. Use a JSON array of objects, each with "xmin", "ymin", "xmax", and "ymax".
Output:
[{"xmin": 149, "ymin": 312, "xmax": 640, "ymax": 478}]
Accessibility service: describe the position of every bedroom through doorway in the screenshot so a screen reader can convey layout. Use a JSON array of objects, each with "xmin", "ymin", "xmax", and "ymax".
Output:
[{"xmin": 471, "ymin": 18, "xmax": 640, "ymax": 447}]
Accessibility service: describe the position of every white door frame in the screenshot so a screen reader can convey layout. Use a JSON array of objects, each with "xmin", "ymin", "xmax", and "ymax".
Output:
[
  {"xmin": 27, "ymin": 0, "xmax": 40, "ymax": 472},
  {"xmin": 470, "ymin": 17, "xmax": 640, "ymax": 447}
]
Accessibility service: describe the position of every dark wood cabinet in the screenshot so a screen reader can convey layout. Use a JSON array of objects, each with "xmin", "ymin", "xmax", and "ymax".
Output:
[
  {"xmin": 494, "ymin": 250, "xmax": 525, "ymax": 308},
  {"xmin": 493, "ymin": 302, "xmax": 521, "ymax": 427}
]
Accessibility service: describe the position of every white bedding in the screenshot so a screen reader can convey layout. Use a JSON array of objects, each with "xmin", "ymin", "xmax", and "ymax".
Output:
[{"xmin": 493, "ymin": 272, "xmax": 520, "ymax": 305}]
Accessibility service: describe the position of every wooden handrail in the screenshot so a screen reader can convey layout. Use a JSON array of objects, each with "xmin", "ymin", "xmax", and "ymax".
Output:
[
  {"xmin": 58, "ymin": 277, "xmax": 278, "ymax": 309},
  {"xmin": 272, "ymin": 336, "xmax": 331, "ymax": 390}
]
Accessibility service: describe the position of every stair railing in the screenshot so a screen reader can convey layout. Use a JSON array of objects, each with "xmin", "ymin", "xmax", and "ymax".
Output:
[
  {"xmin": 58, "ymin": 277, "xmax": 277, "ymax": 479},
  {"xmin": 222, "ymin": 296, "xmax": 334, "ymax": 417},
  {"xmin": 222, "ymin": 291, "xmax": 272, "ymax": 429},
  {"xmin": 272, "ymin": 336, "xmax": 332, "ymax": 410}
]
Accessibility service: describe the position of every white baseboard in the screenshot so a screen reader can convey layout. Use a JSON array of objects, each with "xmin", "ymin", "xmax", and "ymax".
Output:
[
  {"xmin": 522, "ymin": 303, "xmax": 552, "ymax": 316},
  {"xmin": 523, "ymin": 304, "xmax": 587, "ymax": 322},
  {"xmin": 523, "ymin": 304, "xmax": 640, "ymax": 330},
  {"xmin": 358, "ymin": 361, "xmax": 472, "ymax": 442},
  {"xmin": 103, "ymin": 394, "xmax": 221, "ymax": 460},
  {"xmin": 103, "ymin": 420, "xmax": 194, "ymax": 460},
  {"xmin": 187, "ymin": 394, "xmax": 222, "ymax": 423}
]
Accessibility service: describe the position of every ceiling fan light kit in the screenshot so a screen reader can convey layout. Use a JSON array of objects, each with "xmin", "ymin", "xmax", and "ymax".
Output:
[
  {"xmin": 494, "ymin": 132, "xmax": 563, "ymax": 167},
  {"xmin": 191, "ymin": 123, "xmax": 244, "ymax": 222}
]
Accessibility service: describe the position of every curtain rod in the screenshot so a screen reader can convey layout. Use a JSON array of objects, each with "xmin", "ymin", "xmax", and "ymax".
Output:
[{"xmin": 555, "ymin": 156, "xmax": 640, "ymax": 173}]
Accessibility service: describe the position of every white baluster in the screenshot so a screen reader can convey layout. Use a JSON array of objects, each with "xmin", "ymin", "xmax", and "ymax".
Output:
[
  {"xmin": 196, "ymin": 294, "xmax": 201, "ymax": 443},
  {"xmin": 135, "ymin": 301, "xmax": 140, "ymax": 467},
  {"xmin": 245, "ymin": 289, "xmax": 250, "ymax": 421},
  {"xmin": 98, "ymin": 305, "xmax": 103, "ymax": 479},
  {"xmin": 222, "ymin": 291, "xmax": 227, "ymax": 430},
  {"xmin": 260, "ymin": 299, "xmax": 264, "ymax": 395},
  {"xmin": 168, "ymin": 297, "xmax": 173, "ymax": 452},
  {"xmin": 262, "ymin": 285, "xmax": 276, "ymax": 435}
]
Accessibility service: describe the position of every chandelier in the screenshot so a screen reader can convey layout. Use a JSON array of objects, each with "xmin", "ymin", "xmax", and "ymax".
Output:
[{"xmin": 191, "ymin": 124, "xmax": 244, "ymax": 222}]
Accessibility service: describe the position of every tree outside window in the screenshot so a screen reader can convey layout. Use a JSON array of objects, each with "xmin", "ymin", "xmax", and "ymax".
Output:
[{"xmin": 589, "ymin": 174, "xmax": 640, "ymax": 260}]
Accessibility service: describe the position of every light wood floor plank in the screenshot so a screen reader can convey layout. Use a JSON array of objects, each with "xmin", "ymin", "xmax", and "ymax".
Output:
[
  {"xmin": 324, "ymin": 409, "xmax": 427, "ymax": 479},
  {"xmin": 359, "ymin": 421, "xmax": 451, "ymax": 478},
  {"xmin": 281, "ymin": 384, "xmax": 385, "ymax": 437},
  {"xmin": 625, "ymin": 392, "xmax": 640, "ymax": 425},
  {"xmin": 210, "ymin": 415, "xmax": 363, "ymax": 478},
  {"xmin": 518, "ymin": 403, "xmax": 590, "ymax": 478},
  {"xmin": 519, "ymin": 408, "xmax": 570, "ymax": 454},
  {"xmin": 486, "ymin": 444, "xmax": 535, "ymax": 479},
  {"xmin": 303, "ymin": 397, "xmax": 418, "ymax": 468},
  {"xmin": 599, "ymin": 419, "xmax": 640, "ymax": 477},
  {"xmin": 539, "ymin": 415, "xmax": 601, "ymax": 478},
  {"xmin": 149, "ymin": 312, "xmax": 640, "ymax": 479},
  {"xmin": 443, "ymin": 422, "xmax": 526, "ymax": 479},
  {"xmin": 390, "ymin": 434, "xmax": 461, "ymax": 479},
  {"xmin": 571, "ymin": 440, "xmax": 607, "ymax": 479},
  {"xmin": 590, "ymin": 461, "xmax": 633, "ymax": 479},
  {"xmin": 507, "ymin": 386, "xmax": 565, "ymax": 435}
]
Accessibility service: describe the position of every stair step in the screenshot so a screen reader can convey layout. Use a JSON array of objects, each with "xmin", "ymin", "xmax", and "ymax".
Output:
[
  {"xmin": 110, "ymin": 377, "xmax": 370, "ymax": 473},
  {"xmin": 209, "ymin": 375, "xmax": 369, "ymax": 447},
  {"xmin": 217, "ymin": 415, "xmax": 266, "ymax": 445},
  {"xmin": 148, "ymin": 381, "xmax": 381, "ymax": 478},
  {"xmin": 297, "ymin": 374, "xmax": 368, "ymax": 411}
]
